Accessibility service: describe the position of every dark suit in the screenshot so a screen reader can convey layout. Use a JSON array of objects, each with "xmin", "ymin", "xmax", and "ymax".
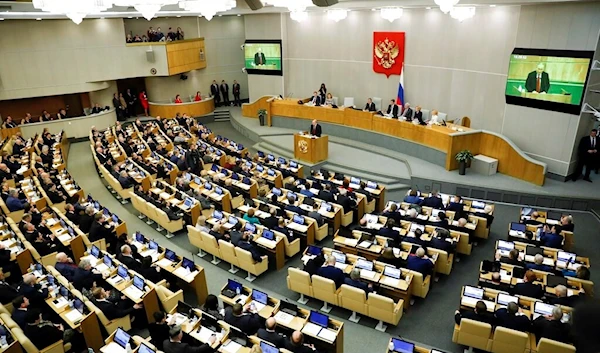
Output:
[
  {"xmin": 574, "ymin": 135, "xmax": 598, "ymax": 180},
  {"xmin": 430, "ymin": 237, "xmax": 455, "ymax": 254},
  {"xmin": 364, "ymin": 102, "xmax": 376, "ymax": 112},
  {"xmin": 96, "ymin": 299, "xmax": 134, "ymax": 320},
  {"xmin": 261, "ymin": 216, "xmax": 279, "ymax": 230},
  {"xmin": 406, "ymin": 256, "xmax": 434, "ymax": 277},
  {"xmin": 0, "ymin": 281, "xmax": 19, "ymax": 304},
  {"xmin": 540, "ymin": 232, "xmax": 563, "ymax": 249},
  {"xmin": 163, "ymin": 340, "xmax": 214, "ymax": 353},
  {"xmin": 18, "ymin": 284, "xmax": 48, "ymax": 309},
  {"xmin": 220, "ymin": 83, "xmax": 229, "ymax": 105},
  {"xmin": 401, "ymin": 107, "xmax": 413, "ymax": 120},
  {"xmin": 495, "ymin": 308, "xmax": 531, "ymax": 332},
  {"xmin": 79, "ymin": 214, "xmax": 94, "ymax": 233},
  {"xmin": 548, "ymin": 295, "xmax": 581, "ymax": 308},
  {"xmin": 254, "ymin": 52, "xmax": 266, "ymax": 65},
  {"xmin": 335, "ymin": 194, "xmax": 355, "ymax": 213},
  {"xmin": 479, "ymin": 280, "xmax": 511, "ymax": 293},
  {"xmin": 224, "ymin": 307, "xmax": 261, "ymax": 335},
  {"xmin": 12, "ymin": 308, "xmax": 28, "ymax": 329},
  {"xmin": 316, "ymin": 265, "xmax": 345, "ymax": 288},
  {"xmin": 257, "ymin": 328, "xmax": 286, "ymax": 347},
  {"xmin": 526, "ymin": 263, "xmax": 553, "ymax": 273},
  {"xmin": 309, "ymin": 124, "xmax": 322, "ymax": 137},
  {"xmin": 233, "ymin": 83, "xmax": 241, "ymax": 106},
  {"xmin": 118, "ymin": 254, "xmax": 142, "ymax": 272},
  {"xmin": 386, "ymin": 104, "xmax": 399, "ymax": 118},
  {"xmin": 455, "ymin": 309, "xmax": 496, "ymax": 326},
  {"xmin": 237, "ymin": 241, "xmax": 263, "ymax": 262},
  {"xmin": 148, "ymin": 322, "xmax": 170, "ymax": 350},
  {"xmin": 344, "ymin": 277, "xmax": 372, "ymax": 293},
  {"xmin": 413, "ymin": 111, "xmax": 425, "ymax": 125},
  {"xmin": 73, "ymin": 268, "xmax": 102, "ymax": 290},
  {"xmin": 513, "ymin": 282, "xmax": 544, "ymax": 299},
  {"xmin": 210, "ymin": 84, "xmax": 220, "ymax": 105},
  {"xmin": 532, "ymin": 317, "xmax": 570, "ymax": 343},
  {"xmin": 24, "ymin": 322, "xmax": 64, "ymax": 350},
  {"xmin": 317, "ymin": 190, "xmax": 334, "ymax": 203},
  {"xmin": 309, "ymin": 95, "xmax": 321, "ymax": 106},
  {"xmin": 525, "ymin": 71, "xmax": 550, "ymax": 93},
  {"xmin": 378, "ymin": 227, "xmax": 401, "ymax": 244},
  {"xmin": 55, "ymin": 262, "xmax": 78, "ymax": 282},
  {"xmin": 421, "ymin": 196, "xmax": 444, "ymax": 209}
]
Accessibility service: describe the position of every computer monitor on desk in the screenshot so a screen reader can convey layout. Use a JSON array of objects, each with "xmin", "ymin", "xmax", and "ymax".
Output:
[
  {"xmin": 261, "ymin": 341, "xmax": 279, "ymax": 353},
  {"xmin": 390, "ymin": 338, "xmax": 414, "ymax": 353},
  {"xmin": 309, "ymin": 310, "xmax": 329, "ymax": 327},
  {"xmin": 331, "ymin": 250, "xmax": 346, "ymax": 264}
]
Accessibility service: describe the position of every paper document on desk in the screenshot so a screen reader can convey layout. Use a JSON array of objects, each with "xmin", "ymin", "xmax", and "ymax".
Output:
[
  {"xmin": 274, "ymin": 311, "xmax": 294, "ymax": 325},
  {"xmin": 196, "ymin": 326, "xmax": 215, "ymax": 343},
  {"xmin": 334, "ymin": 263, "xmax": 348, "ymax": 271},
  {"xmin": 174, "ymin": 267, "xmax": 198, "ymax": 279},
  {"xmin": 156, "ymin": 258, "xmax": 174, "ymax": 268},
  {"xmin": 65, "ymin": 309, "xmax": 83, "ymax": 323},
  {"xmin": 317, "ymin": 328, "xmax": 336, "ymax": 342},
  {"xmin": 101, "ymin": 342, "xmax": 127, "ymax": 353},
  {"xmin": 360, "ymin": 269, "xmax": 376, "ymax": 279},
  {"xmin": 57, "ymin": 234, "xmax": 72, "ymax": 242},
  {"xmin": 380, "ymin": 277, "xmax": 400, "ymax": 288},
  {"xmin": 0, "ymin": 239, "xmax": 15, "ymax": 248},
  {"xmin": 344, "ymin": 238, "xmax": 358, "ymax": 247},
  {"xmin": 221, "ymin": 340, "xmax": 243, "ymax": 353},
  {"xmin": 417, "ymin": 214, "xmax": 428, "ymax": 220},
  {"xmin": 301, "ymin": 322, "xmax": 322, "ymax": 336},
  {"xmin": 167, "ymin": 313, "xmax": 188, "ymax": 326},
  {"xmin": 358, "ymin": 241, "xmax": 372, "ymax": 249},
  {"xmin": 123, "ymin": 286, "xmax": 144, "ymax": 300},
  {"xmin": 301, "ymin": 255, "xmax": 314, "ymax": 264}
]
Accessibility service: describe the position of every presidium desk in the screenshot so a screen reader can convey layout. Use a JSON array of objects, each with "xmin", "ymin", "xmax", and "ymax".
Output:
[{"xmin": 242, "ymin": 97, "xmax": 547, "ymax": 186}]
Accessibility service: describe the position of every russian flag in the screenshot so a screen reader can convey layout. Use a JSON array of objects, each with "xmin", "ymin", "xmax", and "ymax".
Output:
[{"xmin": 396, "ymin": 63, "xmax": 405, "ymax": 106}]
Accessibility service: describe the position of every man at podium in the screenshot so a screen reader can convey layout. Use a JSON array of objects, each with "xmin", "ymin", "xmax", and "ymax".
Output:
[
  {"xmin": 525, "ymin": 63, "xmax": 550, "ymax": 93},
  {"xmin": 309, "ymin": 119, "xmax": 322, "ymax": 137}
]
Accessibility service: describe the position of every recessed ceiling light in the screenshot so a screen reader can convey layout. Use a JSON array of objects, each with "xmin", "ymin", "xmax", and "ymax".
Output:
[
  {"xmin": 176, "ymin": 15, "xmax": 181, "ymax": 18},
  {"xmin": 0, "ymin": 18, "xmax": 4, "ymax": 21},
  {"xmin": 237, "ymin": 14, "xmax": 241, "ymax": 16},
  {"xmin": 490, "ymin": 4, "xmax": 496, "ymax": 7},
  {"xmin": 218, "ymin": 14, "xmax": 223, "ymax": 17},
  {"xmin": 100, "ymin": 16, "xmax": 105, "ymax": 19},
  {"xmin": 36, "ymin": 18, "xmax": 42, "ymax": 21},
  {"xmin": 371, "ymin": 8, "xmax": 376, "ymax": 12},
  {"xmin": 128, "ymin": 16, "xmax": 132, "ymax": 18},
  {"xmin": 426, "ymin": 7, "xmax": 432, "ymax": 9}
]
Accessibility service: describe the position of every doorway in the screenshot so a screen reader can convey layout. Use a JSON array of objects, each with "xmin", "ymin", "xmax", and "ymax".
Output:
[{"xmin": 116, "ymin": 77, "xmax": 147, "ymax": 117}]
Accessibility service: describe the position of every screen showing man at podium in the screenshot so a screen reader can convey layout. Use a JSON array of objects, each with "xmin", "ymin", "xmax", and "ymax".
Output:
[{"xmin": 505, "ymin": 48, "xmax": 593, "ymax": 114}]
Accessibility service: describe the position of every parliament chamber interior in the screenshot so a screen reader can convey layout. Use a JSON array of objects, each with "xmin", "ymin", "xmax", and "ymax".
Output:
[{"xmin": 0, "ymin": 1, "xmax": 599, "ymax": 353}]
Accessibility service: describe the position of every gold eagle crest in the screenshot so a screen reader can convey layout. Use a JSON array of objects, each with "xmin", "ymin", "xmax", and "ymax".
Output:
[{"xmin": 374, "ymin": 38, "xmax": 400, "ymax": 69}]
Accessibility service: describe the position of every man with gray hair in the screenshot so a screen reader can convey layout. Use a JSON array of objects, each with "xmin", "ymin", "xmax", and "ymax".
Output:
[
  {"xmin": 117, "ymin": 244, "xmax": 141, "ymax": 271},
  {"xmin": 79, "ymin": 206, "xmax": 96, "ymax": 233},
  {"xmin": 316, "ymin": 255, "xmax": 345, "ymax": 288},
  {"xmin": 494, "ymin": 301, "xmax": 531, "ymax": 333},
  {"xmin": 73, "ymin": 258, "xmax": 105, "ymax": 290},
  {"xmin": 549, "ymin": 284, "xmax": 582, "ymax": 307},
  {"xmin": 55, "ymin": 252, "xmax": 77, "ymax": 281},
  {"xmin": 6, "ymin": 188, "xmax": 27, "ymax": 212},
  {"xmin": 527, "ymin": 254, "xmax": 553, "ymax": 272},
  {"xmin": 164, "ymin": 325, "xmax": 215, "ymax": 352},
  {"xmin": 344, "ymin": 268, "xmax": 373, "ymax": 293},
  {"xmin": 532, "ymin": 305, "xmax": 570, "ymax": 344},
  {"xmin": 18, "ymin": 274, "xmax": 49, "ymax": 309},
  {"xmin": 406, "ymin": 247, "xmax": 434, "ymax": 277}
]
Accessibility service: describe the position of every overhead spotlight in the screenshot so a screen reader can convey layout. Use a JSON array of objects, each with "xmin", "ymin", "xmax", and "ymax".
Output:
[
  {"xmin": 237, "ymin": 14, "xmax": 241, "ymax": 16},
  {"xmin": 490, "ymin": 4, "xmax": 496, "ymax": 7},
  {"xmin": 0, "ymin": 18, "xmax": 4, "ymax": 21},
  {"xmin": 371, "ymin": 8, "xmax": 376, "ymax": 12},
  {"xmin": 177, "ymin": 15, "xmax": 181, "ymax": 17},
  {"xmin": 426, "ymin": 7, "xmax": 432, "ymax": 10},
  {"xmin": 36, "ymin": 18, "xmax": 42, "ymax": 21},
  {"xmin": 240, "ymin": 44, "xmax": 245, "ymax": 50},
  {"xmin": 242, "ymin": 67, "xmax": 247, "ymax": 73}
]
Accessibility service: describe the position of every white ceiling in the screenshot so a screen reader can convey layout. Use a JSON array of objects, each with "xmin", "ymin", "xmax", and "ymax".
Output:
[{"xmin": 0, "ymin": 0, "xmax": 592, "ymax": 20}]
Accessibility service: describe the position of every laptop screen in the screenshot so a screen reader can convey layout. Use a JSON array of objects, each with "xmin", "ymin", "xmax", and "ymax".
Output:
[
  {"xmin": 331, "ymin": 251, "xmax": 346, "ymax": 263},
  {"xmin": 257, "ymin": 165, "xmax": 264, "ymax": 172},
  {"xmin": 391, "ymin": 338, "xmax": 414, "ymax": 353},
  {"xmin": 211, "ymin": 164, "xmax": 219, "ymax": 172},
  {"xmin": 293, "ymin": 215, "xmax": 304, "ymax": 225},
  {"xmin": 367, "ymin": 181, "xmax": 377, "ymax": 189},
  {"xmin": 135, "ymin": 232, "xmax": 145, "ymax": 243},
  {"xmin": 279, "ymin": 300, "xmax": 297, "ymax": 315},
  {"xmin": 133, "ymin": 275, "xmax": 145, "ymax": 291},
  {"xmin": 252, "ymin": 290, "xmax": 268, "ymax": 305},
  {"xmin": 245, "ymin": 223, "xmax": 256, "ymax": 233},
  {"xmin": 267, "ymin": 169, "xmax": 275, "ymax": 177},
  {"xmin": 231, "ymin": 173, "xmax": 240, "ymax": 180},
  {"xmin": 228, "ymin": 279, "xmax": 243, "ymax": 293},
  {"xmin": 243, "ymin": 177, "xmax": 251, "ymax": 185},
  {"xmin": 497, "ymin": 293, "xmax": 519, "ymax": 306},
  {"xmin": 182, "ymin": 257, "xmax": 195, "ymax": 270},
  {"xmin": 194, "ymin": 177, "xmax": 201, "ymax": 185},
  {"xmin": 267, "ymin": 154, "xmax": 274, "ymax": 161},
  {"xmin": 184, "ymin": 198, "xmax": 193, "ymax": 208},
  {"xmin": 204, "ymin": 182, "xmax": 212, "ymax": 190},
  {"xmin": 215, "ymin": 187, "xmax": 223, "ymax": 195},
  {"xmin": 320, "ymin": 202, "xmax": 332, "ymax": 212},
  {"xmin": 534, "ymin": 302, "xmax": 555, "ymax": 316},
  {"xmin": 201, "ymin": 312, "xmax": 219, "ymax": 331},
  {"xmin": 228, "ymin": 216, "xmax": 238, "ymax": 225},
  {"xmin": 165, "ymin": 249, "xmax": 177, "ymax": 261},
  {"xmin": 309, "ymin": 311, "xmax": 328, "ymax": 327},
  {"xmin": 114, "ymin": 328, "xmax": 130, "ymax": 348},
  {"xmin": 60, "ymin": 285, "xmax": 69, "ymax": 297},
  {"xmin": 138, "ymin": 343, "xmax": 155, "ymax": 353},
  {"xmin": 73, "ymin": 298, "xmax": 84, "ymax": 314},
  {"xmin": 472, "ymin": 201, "xmax": 486, "ymax": 209},
  {"xmin": 117, "ymin": 265, "xmax": 128, "ymax": 279},
  {"xmin": 290, "ymin": 161, "xmax": 298, "ymax": 168},
  {"xmin": 262, "ymin": 230, "xmax": 275, "ymax": 241},
  {"xmin": 272, "ymin": 188, "xmax": 282, "ymax": 196},
  {"xmin": 177, "ymin": 301, "xmax": 193, "ymax": 316},
  {"xmin": 112, "ymin": 214, "xmax": 119, "ymax": 223},
  {"xmin": 278, "ymin": 157, "xmax": 286, "ymax": 164},
  {"xmin": 213, "ymin": 210, "xmax": 223, "ymax": 220},
  {"xmin": 510, "ymin": 222, "xmax": 526, "ymax": 232},
  {"xmin": 384, "ymin": 266, "xmax": 401, "ymax": 279},
  {"xmin": 557, "ymin": 251, "xmax": 576, "ymax": 262},
  {"xmin": 91, "ymin": 245, "xmax": 100, "ymax": 258},
  {"xmin": 260, "ymin": 341, "xmax": 279, "ymax": 353},
  {"xmin": 355, "ymin": 258, "xmax": 373, "ymax": 271},
  {"xmin": 103, "ymin": 255, "xmax": 112, "ymax": 268},
  {"xmin": 497, "ymin": 240, "xmax": 515, "ymax": 251},
  {"xmin": 464, "ymin": 286, "xmax": 484, "ymax": 299},
  {"xmin": 149, "ymin": 240, "xmax": 159, "ymax": 250},
  {"xmin": 350, "ymin": 177, "xmax": 360, "ymax": 185}
]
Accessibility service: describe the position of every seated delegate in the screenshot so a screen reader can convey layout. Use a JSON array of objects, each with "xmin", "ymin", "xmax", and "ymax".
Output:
[{"xmin": 363, "ymin": 98, "xmax": 376, "ymax": 112}]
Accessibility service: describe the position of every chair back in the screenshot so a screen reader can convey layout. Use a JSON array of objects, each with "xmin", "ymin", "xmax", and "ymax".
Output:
[
  {"xmin": 187, "ymin": 225, "xmax": 203, "ymax": 249},
  {"xmin": 456, "ymin": 318, "xmax": 492, "ymax": 351},
  {"xmin": 218, "ymin": 240, "xmax": 239, "ymax": 266},
  {"xmin": 339, "ymin": 284, "xmax": 368, "ymax": 315},
  {"xmin": 311, "ymin": 274, "xmax": 338, "ymax": 305},
  {"xmin": 536, "ymin": 338, "xmax": 576, "ymax": 353},
  {"xmin": 343, "ymin": 97, "xmax": 355, "ymax": 107},
  {"xmin": 490, "ymin": 326, "xmax": 528, "ymax": 353},
  {"xmin": 287, "ymin": 267, "xmax": 312, "ymax": 296}
]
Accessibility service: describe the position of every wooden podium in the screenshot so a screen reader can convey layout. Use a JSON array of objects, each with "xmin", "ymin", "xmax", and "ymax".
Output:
[
  {"xmin": 294, "ymin": 133, "xmax": 328, "ymax": 164},
  {"xmin": 520, "ymin": 92, "xmax": 572, "ymax": 104}
]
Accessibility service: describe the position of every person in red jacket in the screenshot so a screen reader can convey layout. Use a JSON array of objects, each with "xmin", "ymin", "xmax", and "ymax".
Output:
[
  {"xmin": 194, "ymin": 91, "xmax": 202, "ymax": 101},
  {"xmin": 139, "ymin": 91, "xmax": 149, "ymax": 116},
  {"xmin": 174, "ymin": 94, "xmax": 183, "ymax": 104}
]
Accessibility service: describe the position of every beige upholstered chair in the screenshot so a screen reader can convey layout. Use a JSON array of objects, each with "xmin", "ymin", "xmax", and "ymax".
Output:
[
  {"xmin": 341, "ymin": 210, "xmax": 353, "ymax": 227},
  {"xmin": 407, "ymin": 270, "xmax": 431, "ymax": 299},
  {"xmin": 186, "ymin": 225, "xmax": 204, "ymax": 257},
  {"xmin": 218, "ymin": 239, "xmax": 240, "ymax": 274},
  {"xmin": 311, "ymin": 274, "xmax": 339, "ymax": 313},
  {"xmin": 490, "ymin": 326, "xmax": 529, "ymax": 353},
  {"xmin": 200, "ymin": 231, "xmax": 222, "ymax": 265},
  {"xmin": 234, "ymin": 247, "xmax": 268, "ymax": 282},
  {"xmin": 367, "ymin": 293, "xmax": 403, "ymax": 331},
  {"xmin": 452, "ymin": 318, "xmax": 493, "ymax": 352},
  {"xmin": 12, "ymin": 327, "xmax": 70, "ymax": 353},
  {"xmin": 86, "ymin": 300, "xmax": 131, "ymax": 335},
  {"xmin": 154, "ymin": 285, "xmax": 184, "ymax": 313},
  {"xmin": 286, "ymin": 268, "xmax": 312, "ymax": 304},
  {"xmin": 339, "ymin": 284, "xmax": 368, "ymax": 323},
  {"xmin": 536, "ymin": 338, "xmax": 576, "ymax": 353}
]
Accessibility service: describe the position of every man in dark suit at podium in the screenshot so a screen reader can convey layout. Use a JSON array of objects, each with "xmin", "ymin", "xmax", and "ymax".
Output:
[
  {"xmin": 364, "ymin": 98, "xmax": 376, "ymax": 112},
  {"xmin": 254, "ymin": 48, "xmax": 266, "ymax": 66},
  {"xmin": 309, "ymin": 119, "xmax": 322, "ymax": 137},
  {"xmin": 525, "ymin": 63, "xmax": 550, "ymax": 93},
  {"xmin": 572, "ymin": 129, "xmax": 597, "ymax": 182}
]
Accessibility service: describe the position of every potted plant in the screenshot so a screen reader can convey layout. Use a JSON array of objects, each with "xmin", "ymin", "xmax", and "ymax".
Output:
[
  {"xmin": 257, "ymin": 109, "xmax": 267, "ymax": 126},
  {"xmin": 455, "ymin": 150, "xmax": 474, "ymax": 175}
]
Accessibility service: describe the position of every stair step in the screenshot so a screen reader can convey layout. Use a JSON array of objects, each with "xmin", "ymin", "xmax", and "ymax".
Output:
[{"xmin": 319, "ymin": 164, "xmax": 398, "ymax": 184}]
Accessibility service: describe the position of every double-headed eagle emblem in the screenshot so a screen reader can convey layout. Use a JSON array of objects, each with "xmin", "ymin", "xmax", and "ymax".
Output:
[{"xmin": 374, "ymin": 38, "xmax": 400, "ymax": 69}]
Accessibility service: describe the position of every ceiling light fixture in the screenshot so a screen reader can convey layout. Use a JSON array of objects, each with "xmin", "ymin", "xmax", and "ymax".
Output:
[
  {"xmin": 264, "ymin": 0, "xmax": 313, "ymax": 13},
  {"xmin": 36, "ymin": 18, "xmax": 42, "ymax": 20},
  {"xmin": 290, "ymin": 10, "xmax": 308, "ymax": 22},
  {"xmin": 426, "ymin": 7, "xmax": 432, "ymax": 10},
  {"xmin": 434, "ymin": 0, "xmax": 459, "ymax": 14},
  {"xmin": 113, "ymin": 0, "xmax": 179, "ymax": 21},
  {"xmin": 178, "ymin": 0, "xmax": 235, "ymax": 21},
  {"xmin": 380, "ymin": 7, "xmax": 403, "ymax": 23},
  {"xmin": 490, "ymin": 4, "xmax": 496, "ymax": 7},
  {"xmin": 32, "ymin": 0, "xmax": 114, "ymax": 24},
  {"xmin": 450, "ymin": 6, "xmax": 475, "ymax": 22},
  {"xmin": 327, "ymin": 9, "xmax": 348, "ymax": 22}
]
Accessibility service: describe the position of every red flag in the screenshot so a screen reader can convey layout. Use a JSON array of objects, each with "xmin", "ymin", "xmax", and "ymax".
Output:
[{"xmin": 373, "ymin": 32, "xmax": 405, "ymax": 78}]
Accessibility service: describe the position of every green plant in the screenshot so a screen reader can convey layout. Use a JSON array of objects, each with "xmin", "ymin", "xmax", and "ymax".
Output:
[
  {"xmin": 455, "ymin": 150, "xmax": 474, "ymax": 162},
  {"xmin": 257, "ymin": 109, "xmax": 267, "ymax": 119}
]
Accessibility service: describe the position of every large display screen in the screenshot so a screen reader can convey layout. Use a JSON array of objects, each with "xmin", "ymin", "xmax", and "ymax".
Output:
[
  {"xmin": 244, "ymin": 39, "xmax": 283, "ymax": 76},
  {"xmin": 505, "ymin": 48, "xmax": 593, "ymax": 114}
]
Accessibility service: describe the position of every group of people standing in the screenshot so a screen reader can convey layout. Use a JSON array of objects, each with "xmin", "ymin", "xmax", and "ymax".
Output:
[
  {"xmin": 210, "ymin": 79, "xmax": 242, "ymax": 107},
  {"xmin": 113, "ymin": 89, "xmax": 149, "ymax": 121}
]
